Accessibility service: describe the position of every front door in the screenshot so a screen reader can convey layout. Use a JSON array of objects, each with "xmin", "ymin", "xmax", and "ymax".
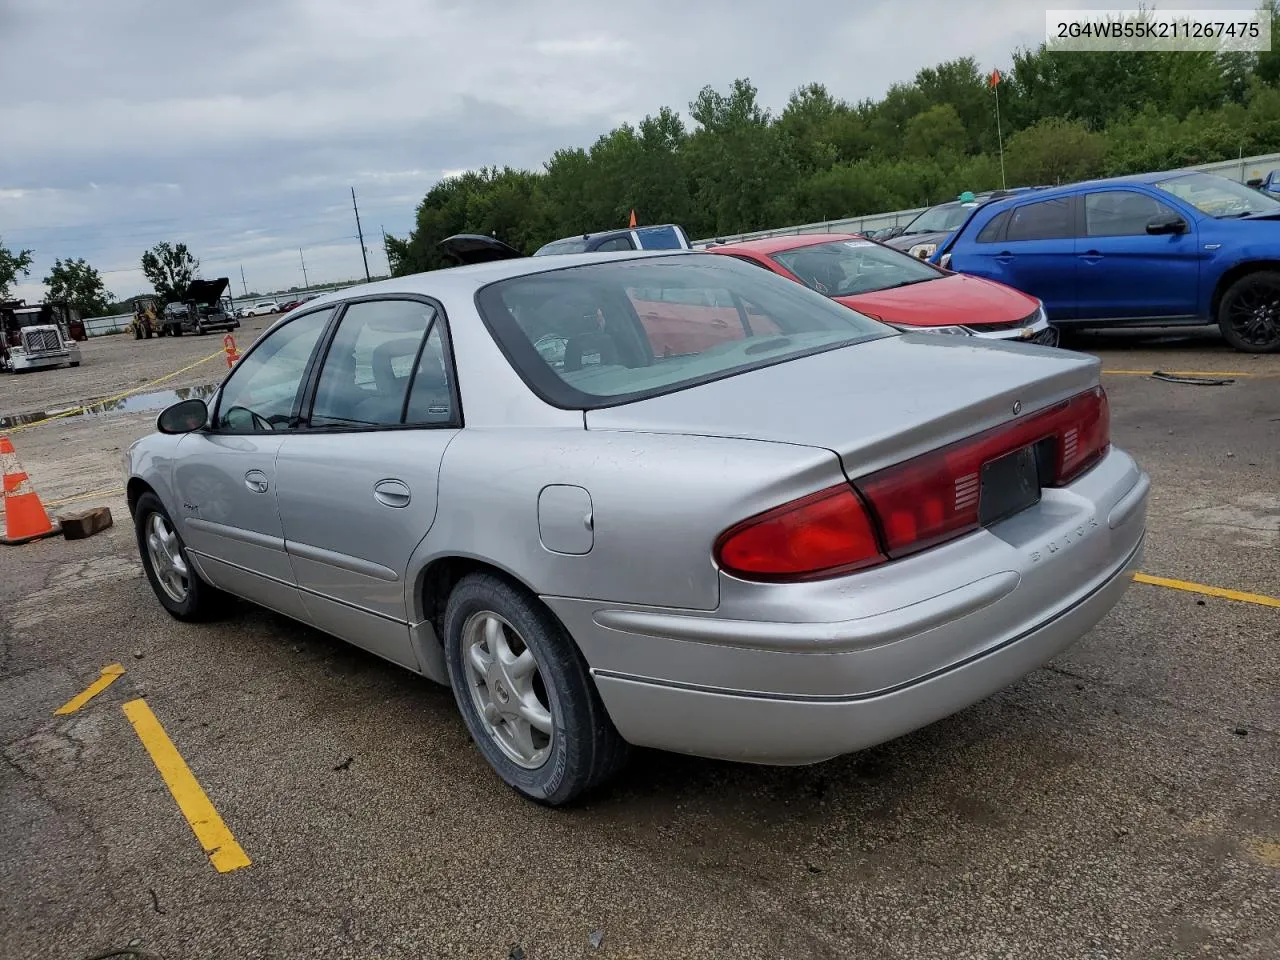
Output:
[
  {"xmin": 274, "ymin": 297, "xmax": 461, "ymax": 671},
  {"xmin": 172, "ymin": 307, "xmax": 334, "ymax": 621},
  {"xmin": 1076, "ymin": 189, "xmax": 1200, "ymax": 320}
]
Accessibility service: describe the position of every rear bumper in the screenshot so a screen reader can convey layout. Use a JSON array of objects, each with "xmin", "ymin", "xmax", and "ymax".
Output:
[
  {"xmin": 588, "ymin": 532, "xmax": 1141, "ymax": 764},
  {"xmin": 547, "ymin": 447, "xmax": 1149, "ymax": 764}
]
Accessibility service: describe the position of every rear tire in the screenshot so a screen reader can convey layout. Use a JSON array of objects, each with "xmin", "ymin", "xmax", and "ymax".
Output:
[
  {"xmin": 1218, "ymin": 271, "xmax": 1280, "ymax": 353},
  {"xmin": 134, "ymin": 492, "xmax": 224, "ymax": 621},
  {"xmin": 442, "ymin": 573, "xmax": 628, "ymax": 806},
  {"xmin": 133, "ymin": 326, "xmax": 142, "ymax": 340}
]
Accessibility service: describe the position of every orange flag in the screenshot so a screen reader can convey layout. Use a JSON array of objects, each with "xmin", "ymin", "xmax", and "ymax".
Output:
[
  {"xmin": 989, "ymin": 68, "xmax": 1001, "ymax": 89},
  {"xmin": 628, "ymin": 209, "xmax": 637, "ymax": 228}
]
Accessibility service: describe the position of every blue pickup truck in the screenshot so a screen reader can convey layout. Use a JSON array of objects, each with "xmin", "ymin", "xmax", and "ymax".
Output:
[{"xmin": 936, "ymin": 170, "xmax": 1280, "ymax": 352}]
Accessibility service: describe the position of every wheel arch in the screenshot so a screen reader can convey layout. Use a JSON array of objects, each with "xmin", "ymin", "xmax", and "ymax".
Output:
[
  {"xmin": 126, "ymin": 476, "xmax": 154, "ymax": 518},
  {"xmin": 1210, "ymin": 259, "xmax": 1280, "ymax": 319}
]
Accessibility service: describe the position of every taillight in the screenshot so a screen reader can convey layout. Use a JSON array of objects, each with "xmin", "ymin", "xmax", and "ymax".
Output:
[
  {"xmin": 1057, "ymin": 387, "xmax": 1110, "ymax": 483},
  {"xmin": 858, "ymin": 386, "xmax": 1110, "ymax": 559},
  {"xmin": 714, "ymin": 387, "xmax": 1110, "ymax": 580},
  {"xmin": 714, "ymin": 484, "xmax": 886, "ymax": 581}
]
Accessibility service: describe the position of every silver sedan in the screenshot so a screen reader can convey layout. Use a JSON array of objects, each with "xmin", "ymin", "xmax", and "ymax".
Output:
[{"xmin": 126, "ymin": 251, "xmax": 1150, "ymax": 805}]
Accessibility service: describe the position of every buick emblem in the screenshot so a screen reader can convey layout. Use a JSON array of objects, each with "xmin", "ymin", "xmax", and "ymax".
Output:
[{"xmin": 1012, "ymin": 400, "xmax": 1022, "ymax": 415}]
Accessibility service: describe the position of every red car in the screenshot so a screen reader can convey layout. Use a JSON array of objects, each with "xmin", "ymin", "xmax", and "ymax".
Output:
[{"xmin": 706, "ymin": 233, "xmax": 1058, "ymax": 345}]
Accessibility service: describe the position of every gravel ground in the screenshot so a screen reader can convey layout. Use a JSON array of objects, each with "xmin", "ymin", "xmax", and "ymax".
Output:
[{"xmin": 1, "ymin": 325, "xmax": 1277, "ymax": 960}]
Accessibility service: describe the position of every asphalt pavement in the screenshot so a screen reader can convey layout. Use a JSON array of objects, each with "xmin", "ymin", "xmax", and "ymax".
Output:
[{"xmin": 1, "ymin": 323, "xmax": 1276, "ymax": 960}]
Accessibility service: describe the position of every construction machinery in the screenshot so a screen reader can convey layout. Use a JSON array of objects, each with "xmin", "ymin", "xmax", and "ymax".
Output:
[{"xmin": 131, "ymin": 296, "xmax": 160, "ymax": 339}]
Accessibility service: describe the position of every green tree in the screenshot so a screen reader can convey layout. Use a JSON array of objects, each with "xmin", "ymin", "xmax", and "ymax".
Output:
[
  {"xmin": 1005, "ymin": 118, "xmax": 1107, "ymax": 185},
  {"xmin": 140, "ymin": 242, "xmax": 200, "ymax": 304},
  {"xmin": 0, "ymin": 237, "xmax": 34, "ymax": 300},
  {"xmin": 42, "ymin": 257, "xmax": 114, "ymax": 317},
  {"xmin": 904, "ymin": 104, "xmax": 968, "ymax": 159}
]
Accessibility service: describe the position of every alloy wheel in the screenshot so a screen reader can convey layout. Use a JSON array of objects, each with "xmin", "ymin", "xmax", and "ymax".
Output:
[
  {"xmin": 1226, "ymin": 283, "xmax": 1280, "ymax": 349},
  {"xmin": 145, "ymin": 512, "xmax": 189, "ymax": 603},
  {"xmin": 461, "ymin": 611, "xmax": 554, "ymax": 769}
]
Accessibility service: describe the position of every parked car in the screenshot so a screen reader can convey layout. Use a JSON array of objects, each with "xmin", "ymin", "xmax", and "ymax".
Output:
[
  {"xmin": 707, "ymin": 233, "xmax": 1056, "ymax": 344},
  {"xmin": 126, "ymin": 251, "xmax": 1148, "ymax": 805},
  {"xmin": 437, "ymin": 224, "xmax": 693, "ymax": 266},
  {"xmin": 245, "ymin": 300, "xmax": 279, "ymax": 317},
  {"xmin": 885, "ymin": 189, "xmax": 1040, "ymax": 261},
  {"xmin": 936, "ymin": 171, "xmax": 1280, "ymax": 352}
]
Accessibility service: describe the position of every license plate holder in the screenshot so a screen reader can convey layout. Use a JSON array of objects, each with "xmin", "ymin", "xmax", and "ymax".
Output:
[{"xmin": 979, "ymin": 445, "xmax": 1041, "ymax": 526}]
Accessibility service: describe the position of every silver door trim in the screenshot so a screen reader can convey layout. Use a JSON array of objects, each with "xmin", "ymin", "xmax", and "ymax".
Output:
[
  {"xmin": 185, "ymin": 517, "xmax": 285, "ymax": 551},
  {"xmin": 286, "ymin": 539, "xmax": 401, "ymax": 582}
]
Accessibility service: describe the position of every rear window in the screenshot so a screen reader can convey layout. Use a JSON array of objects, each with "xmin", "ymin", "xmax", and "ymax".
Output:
[
  {"xmin": 475, "ymin": 254, "xmax": 890, "ymax": 409},
  {"xmin": 634, "ymin": 225, "xmax": 688, "ymax": 250}
]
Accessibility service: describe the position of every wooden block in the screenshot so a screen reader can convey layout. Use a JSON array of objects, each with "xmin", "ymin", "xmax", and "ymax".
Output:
[{"xmin": 60, "ymin": 506, "xmax": 113, "ymax": 540}]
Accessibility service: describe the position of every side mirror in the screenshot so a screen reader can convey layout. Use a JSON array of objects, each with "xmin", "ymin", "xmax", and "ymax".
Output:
[
  {"xmin": 1146, "ymin": 216, "xmax": 1187, "ymax": 235},
  {"xmin": 157, "ymin": 398, "xmax": 208, "ymax": 434},
  {"xmin": 1248, "ymin": 177, "xmax": 1264, "ymax": 188}
]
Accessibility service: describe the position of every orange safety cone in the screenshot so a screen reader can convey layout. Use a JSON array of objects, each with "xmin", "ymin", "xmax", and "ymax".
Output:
[{"xmin": 0, "ymin": 435, "xmax": 60, "ymax": 545}]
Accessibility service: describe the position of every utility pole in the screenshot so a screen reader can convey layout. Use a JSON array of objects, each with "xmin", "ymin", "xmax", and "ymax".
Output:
[
  {"xmin": 381, "ymin": 225, "xmax": 392, "ymax": 277},
  {"xmin": 299, "ymin": 248, "xmax": 310, "ymax": 288},
  {"xmin": 351, "ymin": 187, "xmax": 372, "ymax": 283},
  {"xmin": 239, "ymin": 265, "xmax": 248, "ymax": 297}
]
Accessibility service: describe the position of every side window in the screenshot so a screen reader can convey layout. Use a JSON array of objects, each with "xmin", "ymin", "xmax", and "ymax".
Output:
[
  {"xmin": 214, "ymin": 308, "xmax": 333, "ymax": 433},
  {"xmin": 976, "ymin": 209, "xmax": 1012, "ymax": 243},
  {"xmin": 1005, "ymin": 198, "xmax": 1074, "ymax": 241},
  {"xmin": 594, "ymin": 236, "xmax": 635, "ymax": 252},
  {"xmin": 1085, "ymin": 191, "xmax": 1179, "ymax": 237},
  {"xmin": 309, "ymin": 299, "xmax": 447, "ymax": 429},
  {"xmin": 403, "ymin": 322, "xmax": 457, "ymax": 425}
]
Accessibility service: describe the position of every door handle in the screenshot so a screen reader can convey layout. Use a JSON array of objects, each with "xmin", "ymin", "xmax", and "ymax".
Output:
[
  {"xmin": 244, "ymin": 469, "xmax": 269, "ymax": 494},
  {"xmin": 1078, "ymin": 249, "xmax": 1103, "ymax": 263},
  {"xmin": 994, "ymin": 251, "xmax": 1014, "ymax": 264},
  {"xmin": 373, "ymin": 479, "xmax": 411, "ymax": 508}
]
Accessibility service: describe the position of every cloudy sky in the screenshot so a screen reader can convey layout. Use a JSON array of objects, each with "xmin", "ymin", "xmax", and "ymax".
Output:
[{"xmin": 0, "ymin": 0, "xmax": 1239, "ymax": 304}]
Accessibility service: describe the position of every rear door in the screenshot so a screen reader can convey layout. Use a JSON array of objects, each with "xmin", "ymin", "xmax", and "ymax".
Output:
[
  {"xmin": 1076, "ymin": 189, "xmax": 1199, "ymax": 320},
  {"xmin": 273, "ymin": 296, "xmax": 461, "ymax": 670},
  {"xmin": 963, "ymin": 196, "xmax": 1079, "ymax": 320}
]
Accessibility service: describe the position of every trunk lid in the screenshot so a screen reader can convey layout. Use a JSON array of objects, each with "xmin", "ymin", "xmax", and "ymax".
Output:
[{"xmin": 585, "ymin": 334, "xmax": 1100, "ymax": 478}]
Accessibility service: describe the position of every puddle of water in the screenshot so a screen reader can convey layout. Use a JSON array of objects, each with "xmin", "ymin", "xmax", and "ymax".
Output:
[{"xmin": 0, "ymin": 382, "xmax": 219, "ymax": 429}]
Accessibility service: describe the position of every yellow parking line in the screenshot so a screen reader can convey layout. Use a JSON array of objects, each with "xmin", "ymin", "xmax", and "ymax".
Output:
[
  {"xmin": 1134, "ymin": 573, "xmax": 1280, "ymax": 608},
  {"xmin": 46, "ymin": 487, "xmax": 125, "ymax": 507},
  {"xmin": 54, "ymin": 663, "xmax": 125, "ymax": 715},
  {"xmin": 122, "ymin": 698, "xmax": 251, "ymax": 873},
  {"xmin": 1103, "ymin": 369, "xmax": 1258, "ymax": 377}
]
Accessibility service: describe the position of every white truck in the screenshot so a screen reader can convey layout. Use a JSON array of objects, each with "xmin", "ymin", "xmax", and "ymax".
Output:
[{"xmin": 1, "ymin": 301, "xmax": 83, "ymax": 373}]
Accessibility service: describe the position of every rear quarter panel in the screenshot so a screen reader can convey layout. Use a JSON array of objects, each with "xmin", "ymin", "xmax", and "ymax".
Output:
[{"xmin": 405, "ymin": 428, "xmax": 843, "ymax": 617}]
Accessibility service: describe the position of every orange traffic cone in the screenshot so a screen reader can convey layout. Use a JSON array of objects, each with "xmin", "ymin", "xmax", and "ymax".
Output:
[{"xmin": 0, "ymin": 435, "xmax": 60, "ymax": 545}]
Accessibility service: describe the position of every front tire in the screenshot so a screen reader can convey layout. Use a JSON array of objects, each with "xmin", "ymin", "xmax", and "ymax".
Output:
[
  {"xmin": 134, "ymin": 492, "xmax": 223, "ymax": 621},
  {"xmin": 442, "ymin": 573, "xmax": 628, "ymax": 805},
  {"xmin": 1218, "ymin": 271, "xmax": 1280, "ymax": 353}
]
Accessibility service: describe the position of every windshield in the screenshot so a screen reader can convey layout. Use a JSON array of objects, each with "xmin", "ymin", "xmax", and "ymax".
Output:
[
  {"xmin": 770, "ymin": 239, "xmax": 942, "ymax": 297},
  {"xmin": 902, "ymin": 201, "xmax": 977, "ymax": 235},
  {"xmin": 534, "ymin": 238, "xmax": 590, "ymax": 256},
  {"xmin": 1156, "ymin": 172, "xmax": 1280, "ymax": 218},
  {"xmin": 475, "ymin": 255, "xmax": 890, "ymax": 408}
]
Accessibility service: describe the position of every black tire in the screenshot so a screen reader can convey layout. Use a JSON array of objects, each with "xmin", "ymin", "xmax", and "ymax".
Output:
[
  {"xmin": 1218, "ymin": 270, "xmax": 1280, "ymax": 353},
  {"xmin": 442, "ymin": 572, "xmax": 628, "ymax": 805},
  {"xmin": 69, "ymin": 362, "xmax": 80, "ymax": 368},
  {"xmin": 133, "ymin": 326, "xmax": 142, "ymax": 340},
  {"xmin": 133, "ymin": 492, "xmax": 224, "ymax": 621},
  {"xmin": 195, "ymin": 321, "xmax": 205, "ymax": 335}
]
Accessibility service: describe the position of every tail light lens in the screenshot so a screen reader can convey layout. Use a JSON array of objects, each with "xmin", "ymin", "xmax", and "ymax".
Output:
[
  {"xmin": 715, "ymin": 387, "xmax": 1110, "ymax": 580},
  {"xmin": 714, "ymin": 484, "xmax": 886, "ymax": 581}
]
